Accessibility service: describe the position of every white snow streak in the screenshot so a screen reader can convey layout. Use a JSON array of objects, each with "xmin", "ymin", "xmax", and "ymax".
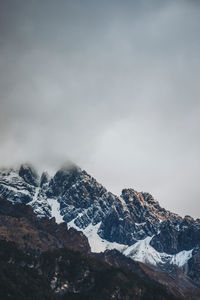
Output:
[
  {"xmin": 68, "ymin": 221, "xmax": 126, "ymax": 253},
  {"xmin": 123, "ymin": 236, "xmax": 165, "ymax": 265},
  {"xmin": 67, "ymin": 221, "xmax": 193, "ymax": 267},
  {"xmin": 123, "ymin": 236, "xmax": 193, "ymax": 267},
  {"xmin": 47, "ymin": 198, "xmax": 64, "ymax": 224},
  {"xmin": 170, "ymin": 249, "xmax": 193, "ymax": 267}
]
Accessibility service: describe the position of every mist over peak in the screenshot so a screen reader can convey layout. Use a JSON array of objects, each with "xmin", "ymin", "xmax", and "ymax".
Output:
[{"xmin": 0, "ymin": 0, "xmax": 200, "ymax": 217}]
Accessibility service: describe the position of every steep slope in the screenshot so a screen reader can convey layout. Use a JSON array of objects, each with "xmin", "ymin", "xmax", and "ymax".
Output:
[
  {"xmin": 0, "ymin": 239, "xmax": 179, "ymax": 300},
  {"xmin": 93, "ymin": 250, "xmax": 200, "ymax": 300},
  {"xmin": 0, "ymin": 198, "xmax": 188, "ymax": 300},
  {"xmin": 0, "ymin": 163, "xmax": 200, "ymax": 285},
  {"xmin": 0, "ymin": 196, "xmax": 90, "ymax": 254}
]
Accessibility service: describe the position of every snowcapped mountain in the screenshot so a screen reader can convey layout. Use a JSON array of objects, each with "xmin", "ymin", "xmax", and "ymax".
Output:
[{"xmin": 0, "ymin": 163, "xmax": 200, "ymax": 285}]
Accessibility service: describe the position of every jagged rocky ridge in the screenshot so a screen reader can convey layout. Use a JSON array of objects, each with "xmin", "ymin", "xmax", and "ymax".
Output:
[
  {"xmin": 0, "ymin": 196, "xmax": 200, "ymax": 299},
  {"xmin": 0, "ymin": 163, "xmax": 200, "ymax": 285}
]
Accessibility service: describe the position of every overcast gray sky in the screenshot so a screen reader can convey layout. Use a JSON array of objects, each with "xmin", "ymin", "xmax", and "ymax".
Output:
[{"xmin": 0, "ymin": 0, "xmax": 200, "ymax": 218}]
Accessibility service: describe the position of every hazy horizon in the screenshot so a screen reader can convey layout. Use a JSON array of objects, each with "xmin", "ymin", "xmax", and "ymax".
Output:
[{"xmin": 0, "ymin": 0, "xmax": 200, "ymax": 218}]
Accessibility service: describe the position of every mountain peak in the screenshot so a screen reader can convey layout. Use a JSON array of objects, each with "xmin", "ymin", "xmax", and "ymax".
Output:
[
  {"xmin": 57, "ymin": 161, "xmax": 81, "ymax": 173},
  {"xmin": 0, "ymin": 161, "xmax": 200, "ymax": 289},
  {"xmin": 121, "ymin": 188, "xmax": 159, "ymax": 208},
  {"xmin": 18, "ymin": 163, "xmax": 39, "ymax": 187}
]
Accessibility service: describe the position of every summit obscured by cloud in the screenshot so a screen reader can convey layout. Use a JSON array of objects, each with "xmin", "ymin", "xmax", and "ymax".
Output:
[{"xmin": 0, "ymin": 0, "xmax": 200, "ymax": 217}]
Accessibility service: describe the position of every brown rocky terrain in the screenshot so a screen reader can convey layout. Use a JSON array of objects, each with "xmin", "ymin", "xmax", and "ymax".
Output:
[
  {"xmin": 0, "ymin": 195, "xmax": 200, "ymax": 299},
  {"xmin": 0, "ymin": 195, "xmax": 90, "ymax": 254}
]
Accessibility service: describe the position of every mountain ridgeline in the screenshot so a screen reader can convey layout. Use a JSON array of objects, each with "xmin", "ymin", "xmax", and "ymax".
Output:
[{"xmin": 0, "ymin": 163, "xmax": 200, "ymax": 299}]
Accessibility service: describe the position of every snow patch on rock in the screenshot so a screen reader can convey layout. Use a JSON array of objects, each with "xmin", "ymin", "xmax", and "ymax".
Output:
[
  {"xmin": 123, "ymin": 236, "xmax": 163, "ymax": 265},
  {"xmin": 47, "ymin": 198, "xmax": 64, "ymax": 224},
  {"xmin": 123, "ymin": 236, "xmax": 193, "ymax": 267},
  {"xmin": 68, "ymin": 220, "xmax": 126, "ymax": 253},
  {"xmin": 170, "ymin": 249, "xmax": 193, "ymax": 267},
  {"xmin": 67, "ymin": 219, "xmax": 192, "ymax": 267}
]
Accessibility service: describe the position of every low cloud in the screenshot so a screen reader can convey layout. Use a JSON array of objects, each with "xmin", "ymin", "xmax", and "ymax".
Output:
[{"xmin": 0, "ymin": 0, "xmax": 200, "ymax": 217}]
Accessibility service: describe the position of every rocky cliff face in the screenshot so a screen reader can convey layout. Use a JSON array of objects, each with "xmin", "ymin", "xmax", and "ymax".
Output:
[
  {"xmin": 0, "ymin": 196, "xmax": 90, "ymax": 254},
  {"xmin": 0, "ymin": 163, "xmax": 200, "ymax": 287},
  {"xmin": 0, "ymin": 197, "xmax": 200, "ymax": 299}
]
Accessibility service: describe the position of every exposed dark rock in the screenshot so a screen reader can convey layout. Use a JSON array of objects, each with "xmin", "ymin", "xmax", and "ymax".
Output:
[
  {"xmin": 188, "ymin": 246, "xmax": 200, "ymax": 286},
  {"xmin": 40, "ymin": 171, "xmax": 50, "ymax": 187},
  {"xmin": 150, "ymin": 218, "xmax": 200, "ymax": 254},
  {"xmin": 0, "ymin": 196, "xmax": 90, "ymax": 254},
  {"xmin": 1, "ymin": 163, "xmax": 200, "ymax": 289},
  {"xmin": 19, "ymin": 163, "xmax": 39, "ymax": 187}
]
